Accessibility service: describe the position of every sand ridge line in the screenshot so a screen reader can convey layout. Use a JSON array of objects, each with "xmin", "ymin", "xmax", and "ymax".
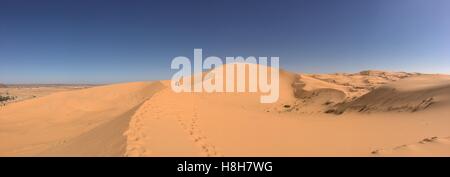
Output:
[
  {"xmin": 123, "ymin": 92, "xmax": 163, "ymax": 156},
  {"xmin": 37, "ymin": 81, "xmax": 168, "ymax": 156},
  {"xmin": 124, "ymin": 88, "xmax": 185, "ymax": 156},
  {"xmin": 37, "ymin": 103, "xmax": 145, "ymax": 156},
  {"xmin": 124, "ymin": 88, "xmax": 221, "ymax": 157}
]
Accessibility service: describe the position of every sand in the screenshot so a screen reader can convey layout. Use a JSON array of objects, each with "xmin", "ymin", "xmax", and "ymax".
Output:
[
  {"xmin": 0, "ymin": 82, "xmax": 164, "ymax": 156},
  {"xmin": 0, "ymin": 84, "xmax": 91, "ymax": 106},
  {"xmin": 1, "ymin": 66, "xmax": 450, "ymax": 157}
]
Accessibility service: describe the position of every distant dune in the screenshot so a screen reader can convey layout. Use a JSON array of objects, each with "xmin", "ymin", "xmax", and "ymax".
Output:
[
  {"xmin": 332, "ymin": 75, "xmax": 450, "ymax": 114},
  {"xmin": 1, "ymin": 65, "xmax": 450, "ymax": 156},
  {"xmin": 0, "ymin": 84, "xmax": 89, "ymax": 106}
]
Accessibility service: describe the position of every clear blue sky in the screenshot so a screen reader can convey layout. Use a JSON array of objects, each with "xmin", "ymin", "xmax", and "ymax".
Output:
[{"xmin": 1, "ymin": 0, "xmax": 449, "ymax": 84}]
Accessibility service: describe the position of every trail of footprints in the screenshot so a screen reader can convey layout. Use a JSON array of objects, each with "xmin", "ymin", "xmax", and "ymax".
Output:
[
  {"xmin": 176, "ymin": 104, "xmax": 220, "ymax": 157},
  {"xmin": 124, "ymin": 100, "xmax": 153, "ymax": 157},
  {"xmin": 124, "ymin": 90, "xmax": 220, "ymax": 157}
]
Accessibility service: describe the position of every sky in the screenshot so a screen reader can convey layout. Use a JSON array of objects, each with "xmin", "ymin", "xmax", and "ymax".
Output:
[{"xmin": 0, "ymin": 0, "xmax": 449, "ymax": 84}]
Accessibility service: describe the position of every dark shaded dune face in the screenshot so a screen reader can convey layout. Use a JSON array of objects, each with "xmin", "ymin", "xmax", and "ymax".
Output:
[
  {"xmin": 332, "ymin": 87, "xmax": 398, "ymax": 114},
  {"xmin": 38, "ymin": 104, "xmax": 142, "ymax": 156},
  {"xmin": 333, "ymin": 81, "xmax": 450, "ymax": 114},
  {"xmin": 313, "ymin": 89, "xmax": 346, "ymax": 103},
  {"xmin": 294, "ymin": 88, "xmax": 346, "ymax": 103},
  {"xmin": 291, "ymin": 74, "xmax": 347, "ymax": 106},
  {"xmin": 287, "ymin": 75, "xmax": 349, "ymax": 113}
]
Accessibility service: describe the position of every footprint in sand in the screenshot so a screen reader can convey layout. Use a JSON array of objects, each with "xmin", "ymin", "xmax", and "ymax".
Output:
[
  {"xmin": 182, "ymin": 105, "xmax": 220, "ymax": 157},
  {"xmin": 124, "ymin": 101, "xmax": 154, "ymax": 157}
]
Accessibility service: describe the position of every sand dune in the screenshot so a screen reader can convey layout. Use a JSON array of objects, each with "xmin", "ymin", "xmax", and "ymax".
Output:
[
  {"xmin": 121, "ymin": 69, "xmax": 450, "ymax": 156},
  {"xmin": 289, "ymin": 74, "xmax": 348, "ymax": 114},
  {"xmin": 331, "ymin": 75, "xmax": 450, "ymax": 114},
  {"xmin": 0, "ymin": 82, "xmax": 164, "ymax": 156},
  {"xmin": 1, "ymin": 66, "xmax": 450, "ymax": 156}
]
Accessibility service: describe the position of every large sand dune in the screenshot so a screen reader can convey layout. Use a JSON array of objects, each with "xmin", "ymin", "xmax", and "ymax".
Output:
[
  {"xmin": 332, "ymin": 75, "xmax": 450, "ymax": 114},
  {"xmin": 1, "ymin": 66, "xmax": 450, "ymax": 156},
  {"xmin": 0, "ymin": 82, "xmax": 164, "ymax": 156}
]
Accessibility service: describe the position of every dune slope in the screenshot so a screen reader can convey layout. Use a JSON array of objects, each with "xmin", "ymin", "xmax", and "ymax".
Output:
[
  {"xmin": 0, "ymin": 81, "xmax": 164, "ymax": 156},
  {"xmin": 122, "ymin": 69, "xmax": 450, "ymax": 156},
  {"xmin": 331, "ymin": 75, "xmax": 450, "ymax": 114}
]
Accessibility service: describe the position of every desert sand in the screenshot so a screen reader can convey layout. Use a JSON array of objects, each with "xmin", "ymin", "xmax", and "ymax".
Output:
[
  {"xmin": 0, "ymin": 84, "xmax": 92, "ymax": 106},
  {"xmin": 1, "ymin": 64, "xmax": 450, "ymax": 157}
]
